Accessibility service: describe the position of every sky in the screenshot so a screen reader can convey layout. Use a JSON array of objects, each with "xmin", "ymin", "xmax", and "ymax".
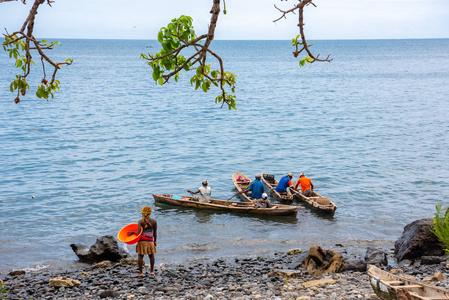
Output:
[{"xmin": 0, "ymin": 0, "xmax": 448, "ymax": 40}]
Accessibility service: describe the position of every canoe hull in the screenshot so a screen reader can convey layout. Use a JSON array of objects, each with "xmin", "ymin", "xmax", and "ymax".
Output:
[
  {"xmin": 153, "ymin": 194, "xmax": 298, "ymax": 217},
  {"xmin": 290, "ymin": 187, "xmax": 337, "ymax": 214},
  {"xmin": 367, "ymin": 265, "xmax": 449, "ymax": 300},
  {"xmin": 261, "ymin": 173, "xmax": 293, "ymax": 203}
]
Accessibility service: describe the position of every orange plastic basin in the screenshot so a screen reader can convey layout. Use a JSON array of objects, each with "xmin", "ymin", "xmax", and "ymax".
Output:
[{"xmin": 117, "ymin": 223, "xmax": 142, "ymax": 245}]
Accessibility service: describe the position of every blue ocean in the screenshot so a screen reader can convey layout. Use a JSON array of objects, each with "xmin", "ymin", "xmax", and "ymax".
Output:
[{"xmin": 0, "ymin": 39, "xmax": 448, "ymax": 273}]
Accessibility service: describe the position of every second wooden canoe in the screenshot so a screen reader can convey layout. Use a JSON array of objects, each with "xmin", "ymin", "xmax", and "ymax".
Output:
[
  {"xmin": 261, "ymin": 173, "xmax": 294, "ymax": 203},
  {"xmin": 367, "ymin": 264, "xmax": 449, "ymax": 300}
]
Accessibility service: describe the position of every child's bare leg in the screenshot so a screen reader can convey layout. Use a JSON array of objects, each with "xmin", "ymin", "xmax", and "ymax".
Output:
[
  {"xmin": 137, "ymin": 254, "xmax": 144, "ymax": 276},
  {"xmin": 149, "ymin": 254, "xmax": 155, "ymax": 275}
]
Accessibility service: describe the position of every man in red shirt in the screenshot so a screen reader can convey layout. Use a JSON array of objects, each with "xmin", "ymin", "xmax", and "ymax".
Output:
[{"xmin": 295, "ymin": 173, "xmax": 314, "ymax": 197}]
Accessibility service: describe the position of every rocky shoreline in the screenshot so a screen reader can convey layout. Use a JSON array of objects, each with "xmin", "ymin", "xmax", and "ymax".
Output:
[{"xmin": 2, "ymin": 248, "xmax": 449, "ymax": 300}]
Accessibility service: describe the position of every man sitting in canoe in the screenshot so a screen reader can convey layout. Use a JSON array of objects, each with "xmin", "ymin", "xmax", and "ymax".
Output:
[
  {"xmin": 275, "ymin": 173, "xmax": 294, "ymax": 195},
  {"xmin": 240, "ymin": 174, "xmax": 265, "ymax": 200},
  {"xmin": 187, "ymin": 180, "xmax": 212, "ymax": 203},
  {"xmin": 295, "ymin": 173, "xmax": 314, "ymax": 197}
]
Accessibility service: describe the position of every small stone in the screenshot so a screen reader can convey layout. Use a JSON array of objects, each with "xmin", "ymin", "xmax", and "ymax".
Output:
[
  {"xmin": 120, "ymin": 258, "xmax": 139, "ymax": 266},
  {"xmin": 423, "ymin": 272, "xmax": 445, "ymax": 283},
  {"xmin": 93, "ymin": 260, "xmax": 112, "ymax": 268},
  {"xmin": 49, "ymin": 277, "xmax": 81, "ymax": 288},
  {"xmin": 99, "ymin": 290, "xmax": 119, "ymax": 298},
  {"xmin": 127, "ymin": 295, "xmax": 136, "ymax": 300},
  {"xmin": 8, "ymin": 270, "xmax": 26, "ymax": 276},
  {"xmin": 287, "ymin": 248, "xmax": 302, "ymax": 255},
  {"xmin": 301, "ymin": 279, "xmax": 336, "ymax": 288}
]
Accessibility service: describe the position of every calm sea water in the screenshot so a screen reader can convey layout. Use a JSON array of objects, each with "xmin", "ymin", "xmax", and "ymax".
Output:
[{"xmin": 1, "ymin": 39, "xmax": 448, "ymax": 273}]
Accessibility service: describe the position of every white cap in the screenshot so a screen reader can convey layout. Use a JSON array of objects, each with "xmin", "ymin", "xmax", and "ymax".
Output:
[{"xmin": 262, "ymin": 192, "xmax": 268, "ymax": 199}]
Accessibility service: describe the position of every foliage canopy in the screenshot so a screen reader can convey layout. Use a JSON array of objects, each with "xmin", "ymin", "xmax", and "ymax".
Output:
[{"xmin": 2, "ymin": 0, "xmax": 331, "ymax": 108}]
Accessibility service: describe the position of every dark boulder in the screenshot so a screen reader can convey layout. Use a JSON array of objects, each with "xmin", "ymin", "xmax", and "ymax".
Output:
[
  {"xmin": 364, "ymin": 247, "xmax": 387, "ymax": 266},
  {"xmin": 70, "ymin": 235, "xmax": 128, "ymax": 263},
  {"xmin": 343, "ymin": 259, "xmax": 367, "ymax": 272},
  {"xmin": 421, "ymin": 256, "xmax": 446, "ymax": 265},
  {"xmin": 394, "ymin": 218, "xmax": 445, "ymax": 263}
]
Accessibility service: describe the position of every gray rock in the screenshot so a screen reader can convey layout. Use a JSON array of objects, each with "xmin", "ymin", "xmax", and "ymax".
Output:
[
  {"xmin": 395, "ymin": 218, "xmax": 445, "ymax": 263},
  {"xmin": 99, "ymin": 290, "xmax": 120, "ymax": 298},
  {"xmin": 343, "ymin": 259, "xmax": 367, "ymax": 272},
  {"xmin": 364, "ymin": 247, "xmax": 387, "ymax": 266},
  {"xmin": 288, "ymin": 250, "xmax": 309, "ymax": 269},
  {"xmin": 421, "ymin": 256, "xmax": 446, "ymax": 265},
  {"xmin": 8, "ymin": 270, "xmax": 26, "ymax": 276},
  {"xmin": 70, "ymin": 235, "xmax": 128, "ymax": 263}
]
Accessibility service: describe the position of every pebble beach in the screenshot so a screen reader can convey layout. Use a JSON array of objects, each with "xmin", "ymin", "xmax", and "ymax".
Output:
[{"xmin": 2, "ymin": 247, "xmax": 449, "ymax": 300}]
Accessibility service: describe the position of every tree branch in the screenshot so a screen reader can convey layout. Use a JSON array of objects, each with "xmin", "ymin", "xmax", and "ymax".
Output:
[
  {"xmin": 274, "ymin": 0, "xmax": 332, "ymax": 64},
  {"xmin": 2, "ymin": 0, "xmax": 72, "ymax": 102}
]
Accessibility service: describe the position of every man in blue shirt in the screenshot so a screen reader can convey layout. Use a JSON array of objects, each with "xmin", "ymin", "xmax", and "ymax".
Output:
[
  {"xmin": 275, "ymin": 173, "xmax": 294, "ymax": 193},
  {"xmin": 241, "ymin": 174, "xmax": 265, "ymax": 200}
]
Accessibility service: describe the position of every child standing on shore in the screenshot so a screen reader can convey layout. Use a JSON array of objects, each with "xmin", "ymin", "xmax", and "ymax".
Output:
[{"xmin": 127, "ymin": 206, "xmax": 157, "ymax": 277}]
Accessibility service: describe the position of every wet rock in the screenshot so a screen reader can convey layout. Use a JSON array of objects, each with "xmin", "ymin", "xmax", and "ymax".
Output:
[
  {"xmin": 343, "ymin": 259, "xmax": 367, "ymax": 272},
  {"xmin": 49, "ymin": 277, "xmax": 81, "ymax": 288},
  {"xmin": 421, "ymin": 256, "xmax": 446, "ymax": 265},
  {"xmin": 394, "ymin": 218, "xmax": 445, "ymax": 263},
  {"xmin": 8, "ymin": 270, "xmax": 26, "ymax": 276},
  {"xmin": 287, "ymin": 248, "xmax": 302, "ymax": 255},
  {"xmin": 288, "ymin": 250, "xmax": 309, "ymax": 269},
  {"xmin": 120, "ymin": 258, "xmax": 139, "ymax": 266},
  {"xmin": 99, "ymin": 289, "xmax": 120, "ymax": 298},
  {"xmin": 70, "ymin": 235, "xmax": 128, "ymax": 263},
  {"xmin": 303, "ymin": 245, "xmax": 344, "ymax": 276},
  {"xmin": 93, "ymin": 260, "xmax": 112, "ymax": 268},
  {"xmin": 364, "ymin": 247, "xmax": 387, "ymax": 266}
]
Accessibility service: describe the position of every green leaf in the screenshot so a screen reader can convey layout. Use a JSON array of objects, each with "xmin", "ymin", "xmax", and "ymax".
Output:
[
  {"xmin": 201, "ymin": 82, "xmax": 208, "ymax": 93},
  {"xmin": 195, "ymin": 79, "xmax": 201, "ymax": 90},
  {"xmin": 157, "ymin": 31, "xmax": 164, "ymax": 43}
]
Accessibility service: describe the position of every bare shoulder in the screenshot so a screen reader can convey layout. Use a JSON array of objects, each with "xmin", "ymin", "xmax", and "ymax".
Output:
[{"xmin": 150, "ymin": 218, "xmax": 157, "ymax": 225}]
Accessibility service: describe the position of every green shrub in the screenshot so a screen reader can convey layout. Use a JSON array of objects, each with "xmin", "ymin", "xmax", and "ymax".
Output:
[
  {"xmin": 431, "ymin": 202, "xmax": 449, "ymax": 254},
  {"xmin": 0, "ymin": 281, "xmax": 8, "ymax": 299}
]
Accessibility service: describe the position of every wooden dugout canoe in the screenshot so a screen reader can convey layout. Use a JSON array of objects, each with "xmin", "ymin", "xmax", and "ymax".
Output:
[
  {"xmin": 261, "ymin": 173, "xmax": 294, "ymax": 203},
  {"xmin": 152, "ymin": 194, "xmax": 298, "ymax": 217},
  {"xmin": 367, "ymin": 264, "xmax": 449, "ymax": 300},
  {"xmin": 289, "ymin": 186, "xmax": 337, "ymax": 214},
  {"xmin": 232, "ymin": 171, "xmax": 256, "ymax": 202}
]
